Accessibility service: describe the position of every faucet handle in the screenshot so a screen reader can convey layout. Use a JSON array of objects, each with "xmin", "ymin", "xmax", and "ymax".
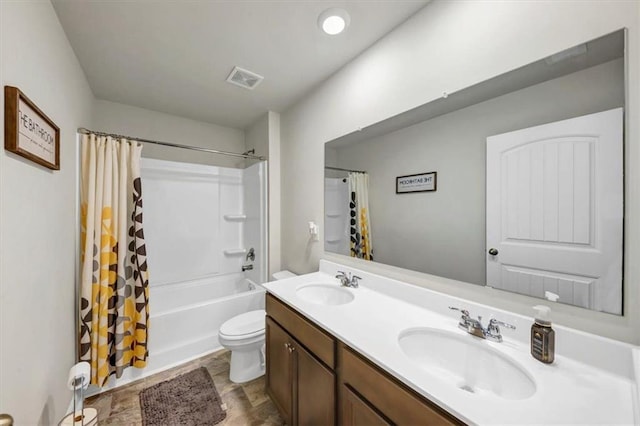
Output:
[
  {"xmin": 246, "ymin": 247, "xmax": 255, "ymax": 261},
  {"xmin": 351, "ymin": 275, "xmax": 362, "ymax": 287},
  {"xmin": 486, "ymin": 318, "xmax": 516, "ymax": 342},
  {"xmin": 448, "ymin": 306, "xmax": 470, "ymax": 317},
  {"xmin": 336, "ymin": 271, "xmax": 350, "ymax": 286},
  {"xmin": 489, "ymin": 318, "xmax": 516, "ymax": 330}
]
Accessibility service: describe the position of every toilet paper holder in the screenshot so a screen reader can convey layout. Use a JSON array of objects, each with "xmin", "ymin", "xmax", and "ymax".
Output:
[{"xmin": 59, "ymin": 362, "xmax": 97, "ymax": 426}]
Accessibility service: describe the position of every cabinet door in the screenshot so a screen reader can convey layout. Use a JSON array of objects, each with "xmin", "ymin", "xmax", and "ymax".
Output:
[
  {"xmin": 266, "ymin": 317, "xmax": 293, "ymax": 425},
  {"xmin": 295, "ymin": 342, "xmax": 336, "ymax": 426},
  {"xmin": 341, "ymin": 385, "xmax": 391, "ymax": 426}
]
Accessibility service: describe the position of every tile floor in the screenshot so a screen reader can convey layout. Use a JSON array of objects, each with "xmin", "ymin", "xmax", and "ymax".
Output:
[{"xmin": 86, "ymin": 350, "xmax": 283, "ymax": 425}]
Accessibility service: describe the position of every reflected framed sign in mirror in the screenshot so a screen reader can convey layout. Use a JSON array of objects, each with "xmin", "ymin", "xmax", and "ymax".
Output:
[
  {"xmin": 396, "ymin": 172, "xmax": 437, "ymax": 194},
  {"xmin": 324, "ymin": 29, "xmax": 626, "ymax": 315}
]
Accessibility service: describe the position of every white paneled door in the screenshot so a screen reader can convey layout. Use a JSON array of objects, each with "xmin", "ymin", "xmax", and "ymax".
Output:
[{"xmin": 486, "ymin": 108, "xmax": 623, "ymax": 314}]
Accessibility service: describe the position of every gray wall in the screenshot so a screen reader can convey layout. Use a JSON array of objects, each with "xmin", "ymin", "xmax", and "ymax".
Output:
[
  {"xmin": 266, "ymin": 112, "xmax": 282, "ymax": 276},
  {"xmin": 245, "ymin": 112, "xmax": 269, "ymax": 160},
  {"xmin": 245, "ymin": 111, "xmax": 283, "ymax": 276},
  {"xmin": 335, "ymin": 58, "xmax": 624, "ymax": 286},
  {"xmin": 0, "ymin": 1, "xmax": 94, "ymax": 424},
  {"xmin": 93, "ymin": 99, "xmax": 246, "ymax": 168}
]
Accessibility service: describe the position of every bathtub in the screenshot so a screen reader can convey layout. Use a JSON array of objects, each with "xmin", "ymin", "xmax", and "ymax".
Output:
[{"xmin": 95, "ymin": 272, "xmax": 265, "ymax": 392}]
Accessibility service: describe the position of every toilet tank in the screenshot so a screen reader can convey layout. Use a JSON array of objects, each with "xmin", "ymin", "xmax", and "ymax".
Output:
[{"xmin": 272, "ymin": 270, "xmax": 297, "ymax": 281}]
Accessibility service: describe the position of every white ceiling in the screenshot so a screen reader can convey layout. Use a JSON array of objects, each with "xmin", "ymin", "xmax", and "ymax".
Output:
[{"xmin": 52, "ymin": 1, "xmax": 429, "ymax": 129}]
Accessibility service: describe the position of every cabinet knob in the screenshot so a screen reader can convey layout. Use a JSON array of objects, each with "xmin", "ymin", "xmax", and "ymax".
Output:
[
  {"xmin": 0, "ymin": 414, "xmax": 14, "ymax": 426},
  {"xmin": 488, "ymin": 248, "xmax": 499, "ymax": 256}
]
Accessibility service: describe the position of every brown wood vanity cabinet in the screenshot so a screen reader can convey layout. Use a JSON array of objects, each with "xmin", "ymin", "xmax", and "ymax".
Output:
[
  {"xmin": 266, "ymin": 294, "xmax": 336, "ymax": 426},
  {"xmin": 265, "ymin": 293, "xmax": 464, "ymax": 426}
]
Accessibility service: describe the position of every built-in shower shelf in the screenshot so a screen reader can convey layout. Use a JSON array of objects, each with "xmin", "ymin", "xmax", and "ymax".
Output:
[
  {"xmin": 325, "ymin": 238, "xmax": 342, "ymax": 243},
  {"xmin": 224, "ymin": 214, "xmax": 247, "ymax": 221},
  {"xmin": 224, "ymin": 249, "xmax": 247, "ymax": 256},
  {"xmin": 326, "ymin": 213, "xmax": 342, "ymax": 218}
]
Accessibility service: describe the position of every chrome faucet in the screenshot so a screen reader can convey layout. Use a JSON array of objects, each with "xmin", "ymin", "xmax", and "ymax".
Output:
[
  {"xmin": 448, "ymin": 307, "xmax": 515, "ymax": 342},
  {"xmin": 336, "ymin": 271, "xmax": 361, "ymax": 288}
]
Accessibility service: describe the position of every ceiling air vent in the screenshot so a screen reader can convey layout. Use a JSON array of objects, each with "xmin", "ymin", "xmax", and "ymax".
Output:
[{"xmin": 226, "ymin": 66, "xmax": 264, "ymax": 90}]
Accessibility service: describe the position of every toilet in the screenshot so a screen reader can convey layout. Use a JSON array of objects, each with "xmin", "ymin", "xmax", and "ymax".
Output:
[{"xmin": 218, "ymin": 270, "xmax": 297, "ymax": 383}]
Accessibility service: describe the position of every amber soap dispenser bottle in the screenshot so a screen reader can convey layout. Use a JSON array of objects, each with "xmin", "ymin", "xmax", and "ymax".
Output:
[{"xmin": 531, "ymin": 305, "xmax": 555, "ymax": 364}]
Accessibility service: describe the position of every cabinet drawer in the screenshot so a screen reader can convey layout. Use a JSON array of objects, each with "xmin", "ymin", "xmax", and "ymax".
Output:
[
  {"xmin": 266, "ymin": 293, "xmax": 335, "ymax": 368},
  {"xmin": 339, "ymin": 344, "xmax": 462, "ymax": 426}
]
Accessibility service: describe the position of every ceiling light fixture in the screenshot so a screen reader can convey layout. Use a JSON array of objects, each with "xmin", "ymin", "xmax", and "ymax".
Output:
[{"xmin": 318, "ymin": 8, "xmax": 350, "ymax": 35}]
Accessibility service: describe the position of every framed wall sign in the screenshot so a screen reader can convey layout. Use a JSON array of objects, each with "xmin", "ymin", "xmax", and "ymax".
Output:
[
  {"xmin": 396, "ymin": 171, "xmax": 437, "ymax": 194},
  {"xmin": 4, "ymin": 86, "xmax": 60, "ymax": 170}
]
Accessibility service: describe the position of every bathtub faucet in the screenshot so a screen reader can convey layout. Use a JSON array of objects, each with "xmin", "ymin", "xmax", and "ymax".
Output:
[
  {"xmin": 242, "ymin": 264, "xmax": 253, "ymax": 272},
  {"xmin": 246, "ymin": 248, "xmax": 255, "ymax": 261}
]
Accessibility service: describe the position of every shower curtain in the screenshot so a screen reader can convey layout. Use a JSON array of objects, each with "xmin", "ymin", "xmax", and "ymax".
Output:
[
  {"xmin": 79, "ymin": 133, "xmax": 150, "ymax": 386},
  {"xmin": 348, "ymin": 172, "xmax": 373, "ymax": 260}
]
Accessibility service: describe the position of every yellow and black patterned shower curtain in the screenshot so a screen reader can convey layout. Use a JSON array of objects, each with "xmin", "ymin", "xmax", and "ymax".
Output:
[
  {"xmin": 348, "ymin": 172, "xmax": 373, "ymax": 260},
  {"xmin": 79, "ymin": 133, "xmax": 150, "ymax": 386}
]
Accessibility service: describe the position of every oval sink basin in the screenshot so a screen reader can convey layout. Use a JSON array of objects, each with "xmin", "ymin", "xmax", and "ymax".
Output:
[
  {"xmin": 399, "ymin": 328, "xmax": 536, "ymax": 400},
  {"xmin": 296, "ymin": 283, "xmax": 354, "ymax": 306}
]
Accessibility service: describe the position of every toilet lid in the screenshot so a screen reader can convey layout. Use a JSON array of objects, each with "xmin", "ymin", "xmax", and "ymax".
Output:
[{"xmin": 219, "ymin": 309, "xmax": 265, "ymax": 337}]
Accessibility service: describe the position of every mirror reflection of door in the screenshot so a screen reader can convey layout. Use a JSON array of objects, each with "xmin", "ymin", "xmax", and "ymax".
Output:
[{"xmin": 486, "ymin": 108, "xmax": 623, "ymax": 314}]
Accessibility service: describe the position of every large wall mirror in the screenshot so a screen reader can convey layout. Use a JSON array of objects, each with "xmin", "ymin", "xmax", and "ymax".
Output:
[{"xmin": 324, "ymin": 29, "xmax": 626, "ymax": 315}]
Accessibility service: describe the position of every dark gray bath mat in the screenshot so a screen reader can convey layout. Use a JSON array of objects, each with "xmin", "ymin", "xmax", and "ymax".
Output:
[{"xmin": 139, "ymin": 367, "xmax": 227, "ymax": 426}]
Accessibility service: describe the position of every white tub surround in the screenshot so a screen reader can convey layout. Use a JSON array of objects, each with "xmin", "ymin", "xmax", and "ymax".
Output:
[
  {"xmin": 263, "ymin": 260, "xmax": 637, "ymax": 425},
  {"xmin": 141, "ymin": 158, "xmax": 263, "ymax": 283},
  {"xmin": 90, "ymin": 158, "xmax": 268, "ymax": 392}
]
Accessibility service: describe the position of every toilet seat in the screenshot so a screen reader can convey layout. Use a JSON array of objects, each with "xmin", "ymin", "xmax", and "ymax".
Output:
[{"xmin": 219, "ymin": 309, "xmax": 265, "ymax": 341}]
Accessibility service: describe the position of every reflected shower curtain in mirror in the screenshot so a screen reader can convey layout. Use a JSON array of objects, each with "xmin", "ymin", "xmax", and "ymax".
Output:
[
  {"xmin": 348, "ymin": 172, "xmax": 373, "ymax": 260},
  {"xmin": 79, "ymin": 133, "xmax": 150, "ymax": 386}
]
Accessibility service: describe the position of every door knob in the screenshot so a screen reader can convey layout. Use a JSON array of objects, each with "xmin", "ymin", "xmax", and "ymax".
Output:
[{"xmin": 488, "ymin": 248, "xmax": 499, "ymax": 256}]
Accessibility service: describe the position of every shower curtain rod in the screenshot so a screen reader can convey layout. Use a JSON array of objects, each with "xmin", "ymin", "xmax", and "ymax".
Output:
[
  {"xmin": 325, "ymin": 166, "xmax": 366, "ymax": 174},
  {"xmin": 77, "ymin": 128, "xmax": 266, "ymax": 161}
]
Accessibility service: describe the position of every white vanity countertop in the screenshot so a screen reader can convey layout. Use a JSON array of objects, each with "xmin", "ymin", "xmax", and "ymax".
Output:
[{"xmin": 263, "ymin": 261, "xmax": 638, "ymax": 425}]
